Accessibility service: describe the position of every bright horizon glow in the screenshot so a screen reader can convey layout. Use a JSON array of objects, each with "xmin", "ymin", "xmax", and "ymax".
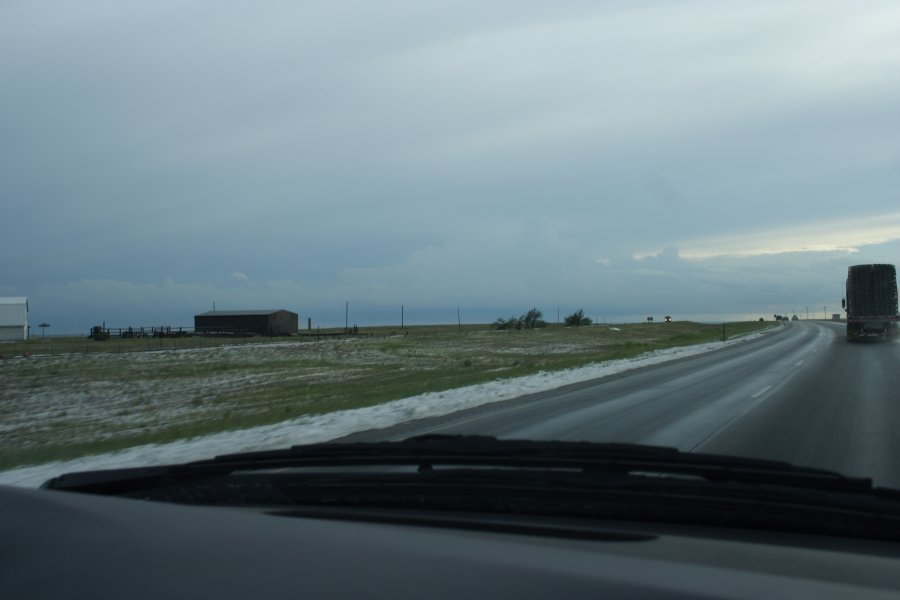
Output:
[{"xmin": 634, "ymin": 212, "xmax": 900, "ymax": 260}]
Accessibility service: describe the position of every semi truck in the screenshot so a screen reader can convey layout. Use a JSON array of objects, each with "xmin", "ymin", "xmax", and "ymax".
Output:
[{"xmin": 842, "ymin": 264, "xmax": 899, "ymax": 342}]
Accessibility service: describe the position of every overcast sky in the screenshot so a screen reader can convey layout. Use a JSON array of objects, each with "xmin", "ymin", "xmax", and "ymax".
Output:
[{"xmin": 3, "ymin": 1, "xmax": 900, "ymax": 332}]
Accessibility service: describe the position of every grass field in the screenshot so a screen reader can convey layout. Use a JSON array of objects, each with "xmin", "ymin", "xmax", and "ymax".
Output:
[{"xmin": 0, "ymin": 321, "xmax": 773, "ymax": 470}]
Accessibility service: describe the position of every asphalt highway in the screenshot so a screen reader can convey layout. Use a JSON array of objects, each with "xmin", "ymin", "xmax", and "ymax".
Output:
[{"xmin": 352, "ymin": 322, "xmax": 900, "ymax": 488}]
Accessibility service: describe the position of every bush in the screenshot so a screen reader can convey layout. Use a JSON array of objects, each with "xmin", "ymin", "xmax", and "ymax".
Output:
[
  {"xmin": 521, "ymin": 308, "xmax": 546, "ymax": 329},
  {"xmin": 494, "ymin": 308, "xmax": 547, "ymax": 330},
  {"xmin": 493, "ymin": 316, "xmax": 522, "ymax": 330},
  {"xmin": 564, "ymin": 309, "xmax": 592, "ymax": 326}
]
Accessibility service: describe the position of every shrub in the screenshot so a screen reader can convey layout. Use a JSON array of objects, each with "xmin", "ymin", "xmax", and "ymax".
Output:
[
  {"xmin": 564, "ymin": 309, "xmax": 592, "ymax": 326},
  {"xmin": 494, "ymin": 308, "xmax": 546, "ymax": 330}
]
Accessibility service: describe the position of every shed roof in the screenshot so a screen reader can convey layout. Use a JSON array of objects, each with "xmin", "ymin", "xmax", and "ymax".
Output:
[
  {"xmin": 0, "ymin": 297, "xmax": 28, "ymax": 305},
  {"xmin": 195, "ymin": 309, "xmax": 294, "ymax": 317}
]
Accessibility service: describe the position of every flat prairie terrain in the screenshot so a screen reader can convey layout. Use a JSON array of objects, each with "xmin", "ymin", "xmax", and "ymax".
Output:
[{"xmin": 0, "ymin": 321, "xmax": 771, "ymax": 469}]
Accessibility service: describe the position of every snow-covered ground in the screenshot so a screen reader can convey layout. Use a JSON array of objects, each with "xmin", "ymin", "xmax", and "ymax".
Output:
[{"xmin": 0, "ymin": 331, "xmax": 769, "ymax": 488}]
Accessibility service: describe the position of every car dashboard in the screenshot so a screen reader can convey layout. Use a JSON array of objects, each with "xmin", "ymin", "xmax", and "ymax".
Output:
[{"xmin": 3, "ymin": 483, "xmax": 900, "ymax": 600}]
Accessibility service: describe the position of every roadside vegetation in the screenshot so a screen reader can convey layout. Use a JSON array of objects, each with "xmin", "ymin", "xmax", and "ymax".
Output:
[
  {"xmin": 493, "ymin": 307, "xmax": 547, "ymax": 330},
  {"xmin": 0, "ymin": 320, "xmax": 773, "ymax": 470},
  {"xmin": 564, "ymin": 309, "xmax": 593, "ymax": 326}
]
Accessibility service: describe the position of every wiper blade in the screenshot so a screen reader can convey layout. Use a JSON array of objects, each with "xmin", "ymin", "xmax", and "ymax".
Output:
[
  {"xmin": 42, "ymin": 435, "xmax": 900, "ymax": 541},
  {"xmin": 44, "ymin": 434, "xmax": 882, "ymax": 495}
]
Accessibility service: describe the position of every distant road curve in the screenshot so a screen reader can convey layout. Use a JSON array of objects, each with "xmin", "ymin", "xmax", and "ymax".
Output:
[{"xmin": 350, "ymin": 322, "xmax": 900, "ymax": 488}]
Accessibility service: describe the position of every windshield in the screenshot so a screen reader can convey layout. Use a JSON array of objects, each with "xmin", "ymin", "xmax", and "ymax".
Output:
[{"xmin": 2, "ymin": 1, "xmax": 900, "ymax": 497}]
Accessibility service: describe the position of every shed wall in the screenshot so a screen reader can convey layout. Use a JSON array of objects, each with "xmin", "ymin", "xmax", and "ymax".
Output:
[
  {"xmin": 194, "ymin": 311, "xmax": 298, "ymax": 336},
  {"xmin": 0, "ymin": 325, "xmax": 27, "ymax": 341},
  {"xmin": 0, "ymin": 298, "xmax": 28, "ymax": 341},
  {"xmin": 269, "ymin": 311, "xmax": 299, "ymax": 335}
]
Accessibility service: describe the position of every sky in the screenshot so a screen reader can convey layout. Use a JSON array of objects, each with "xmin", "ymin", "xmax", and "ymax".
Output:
[{"xmin": 2, "ymin": 1, "xmax": 900, "ymax": 332}]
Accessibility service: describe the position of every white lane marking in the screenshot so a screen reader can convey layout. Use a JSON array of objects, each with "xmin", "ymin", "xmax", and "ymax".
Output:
[
  {"xmin": 751, "ymin": 385, "xmax": 773, "ymax": 399},
  {"xmin": 794, "ymin": 360, "xmax": 804, "ymax": 367}
]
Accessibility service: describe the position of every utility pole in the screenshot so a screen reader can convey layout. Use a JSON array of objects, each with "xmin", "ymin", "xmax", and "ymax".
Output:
[
  {"xmin": 457, "ymin": 307, "xmax": 461, "ymax": 329},
  {"xmin": 806, "ymin": 306, "xmax": 809, "ymax": 320},
  {"xmin": 345, "ymin": 301, "xmax": 349, "ymax": 331},
  {"xmin": 401, "ymin": 305, "xmax": 404, "ymax": 330}
]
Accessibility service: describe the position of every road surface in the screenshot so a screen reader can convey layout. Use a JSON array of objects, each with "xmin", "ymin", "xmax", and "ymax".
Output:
[{"xmin": 348, "ymin": 321, "xmax": 900, "ymax": 488}]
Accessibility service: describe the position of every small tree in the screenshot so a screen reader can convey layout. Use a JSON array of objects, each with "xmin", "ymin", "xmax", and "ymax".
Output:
[
  {"xmin": 564, "ymin": 309, "xmax": 592, "ymax": 326},
  {"xmin": 494, "ymin": 308, "xmax": 546, "ymax": 330},
  {"xmin": 493, "ymin": 316, "xmax": 522, "ymax": 330},
  {"xmin": 521, "ymin": 308, "xmax": 546, "ymax": 329}
]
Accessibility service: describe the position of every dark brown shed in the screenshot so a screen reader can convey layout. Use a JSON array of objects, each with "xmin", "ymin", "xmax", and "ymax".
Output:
[{"xmin": 194, "ymin": 309, "xmax": 299, "ymax": 336}]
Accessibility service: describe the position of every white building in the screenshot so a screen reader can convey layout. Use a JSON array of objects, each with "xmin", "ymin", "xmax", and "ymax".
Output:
[{"xmin": 0, "ymin": 297, "xmax": 29, "ymax": 341}]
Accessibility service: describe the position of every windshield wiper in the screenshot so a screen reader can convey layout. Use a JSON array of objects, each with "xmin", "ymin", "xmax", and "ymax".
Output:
[
  {"xmin": 42, "ymin": 435, "xmax": 900, "ymax": 541},
  {"xmin": 43, "ymin": 434, "xmax": 884, "ymax": 493}
]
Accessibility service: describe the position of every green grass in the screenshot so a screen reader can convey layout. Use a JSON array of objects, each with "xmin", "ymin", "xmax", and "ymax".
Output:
[{"xmin": 0, "ymin": 320, "xmax": 774, "ymax": 470}]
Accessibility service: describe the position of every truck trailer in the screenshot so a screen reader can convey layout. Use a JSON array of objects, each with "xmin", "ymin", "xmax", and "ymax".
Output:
[{"xmin": 842, "ymin": 264, "xmax": 899, "ymax": 342}]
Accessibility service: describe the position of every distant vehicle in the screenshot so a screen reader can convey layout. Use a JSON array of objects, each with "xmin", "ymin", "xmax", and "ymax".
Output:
[
  {"xmin": 842, "ymin": 264, "xmax": 899, "ymax": 342},
  {"xmin": 791, "ymin": 315, "xmax": 799, "ymax": 321}
]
